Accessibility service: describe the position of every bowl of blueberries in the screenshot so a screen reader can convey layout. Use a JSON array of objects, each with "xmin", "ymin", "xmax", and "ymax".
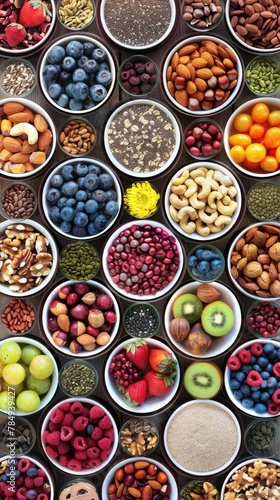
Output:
[
  {"xmin": 186, "ymin": 244, "xmax": 225, "ymax": 282},
  {"xmin": 40, "ymin": 158, "xmax": 122, "ymax": 239},
  {"xmin": 38, "ymin": 33, "xmax": 117, "ymax": 114}
]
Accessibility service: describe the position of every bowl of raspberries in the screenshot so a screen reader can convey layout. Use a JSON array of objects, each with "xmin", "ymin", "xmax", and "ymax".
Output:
[
  {"xmin": 225, "ymin": 339, "xmax": 280, "ymax": 418},
  {"xmin": 41, "ymin": 398, "xmax": 118, "ymax": 475}
]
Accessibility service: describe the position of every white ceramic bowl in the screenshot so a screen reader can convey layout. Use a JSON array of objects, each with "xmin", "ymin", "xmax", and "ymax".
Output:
[
  {"xmin": 102, "ymin": 457, "xmax": 178, "ymax": 500},
  {"xmin": 0, "ymin": 455, "xmax": 54, "ymax": 499},
  {"xmin": 0, "ymin": 98, "xmax": 56, "ymax": 180},
  {"xmin": 224, "ymin": 97, "xmax": 280, "ymax": 178},
  {"xmin": 162, "ymin": 34, "xmax": 244, "ymax": 116},
  {"xmin": 104, "ymin": 337, "xmax": 180, "ymax": 414},
  {"xmin": 224, "ymin": 339, "xmax": 280, "ymax": 418},
  {"xmin": 227, "ymin": 221, "xmax": 280, "ymax": 301},
  {"xmin": 0, "ymin": 219, "xmax": 58, "ymax": 298},
  {"xmin": 164, "ymin": 161, "xmax": 244, "ymax": 241},
  {"xmin": 220, "ymin": 458, "xmax": 280, "ymax": 500},
  {"xmin": 164, "ymin": 400, "xmax": 241, "ymax": 476},
  {"xmin": 38, "ymin": 33, "xmax": 116, "ymax": 115},
  {"xmin": 102, "ymin": 220, "xmax": 184, "ymax": 301},
  {"xmin": 225, "ymin": 2, "xmax": 280, "ymax": 54},
  {"xmin": 164, "ymin": 281, "xmax": 242, "ymax": 359},
  {"xmin": 104, "ymin": 98, "xmax": 181, "ymax": 178},
  {"xmin": 41, "ymin": 158, "xmax": 122, "ymax": 240},
  {"xmin": 41, "ymin": 398, "xmax": 118, "ymax": 475},
  {"xmin": 0, "ymin": 0, "xmax": 56, "ymax": 57},
  {"xmin": 0, "ymin": 336, "xmax": 58, "ymax": 417},
  {"xmin": 99, "ymin": 0, "xmax": 177, "ymax": 51},
  {"xmin": 41, "ymin": 279, "xmax": 120, "ymax": 358}
]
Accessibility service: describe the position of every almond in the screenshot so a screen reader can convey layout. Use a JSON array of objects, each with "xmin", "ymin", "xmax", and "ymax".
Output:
[
  {"xmin": 34, "ymin": 114, "xmax": 48, "ymax": 133},
  {"xmin": 223, "ymin": 57, "xmax": 234, "ymax": 69},
  {"xmin": 245, "ymin": 226, "xmax": 258, "ymax": 242},
  {"xmin": 179, "ymin": 55, "xmax": 190, "ymax": 65},
  {"xmin": 191, "ymin": 57, "xmax": 208, "ymax": 69},
  {"xmin": 178, "ymin": 44, "xmax": 198, "ymax": 56},
  {"xmin": 176, "ymin": 63, "xmax": 191, "ymax": 79},
  {"xmin": 235, "ymin": 237, "xmax": 245, "ymax": 252},
  {"xmin": 196, "ymin": 284, "xmax": 221, "ymax": 303},
  {"xmin": 57, "ymin": 313, "xmax": 70, "ymax": 332},
  {"xmin": 217, "ymin": 45, "xmax": 229, "ymax": 60},
  {"xmin": 2, "ymin": 137, "xmax": 21, "ymax": 153},
  {"xmin": 127, "ymin": 488, "xmax": 141, "ymax": 499},
  {"xmin": 211, "ymin": 66, "xmax": 226, "ymax": 76},
  {"xmin": 261, "ymin": 224, "xmax": 280, "ymax": 235},
  {"xmin": 23, "ymin": 107, "xmax": 35, "ymax": 122},
  {"xmin": 3, "ymin": 102, "xmax": 25, "ymax": 115},
  {"xmin": 166, "ymin": 64, "xmax": 172, "ymax": 81},
  {"xmin": 191, "ymin": 90, "xmax": 205, "ymax": 101},
  {"xmin": 7, "ymin": 112, "xmax": 31, "ymax": 123},
  {"xmin": 167, "ymin": 80, "xmax": 175, "ymax": 97},
  {"xmin": 38, "ymin": 129, "xmax": 53, "ymax": 151},
  {"xmin": 187, "ymin": 63, "xmax": 196, "ymax": 81},
  {"xmin": 195, "ymin": 68, "xmax": 213, "ymax": 79},
  {"xmin": 9, "ymin": 152, "xmax": 30, "ymax": 163},
  {"xmin": 266, "ymin": 235, "xmax": 278, "ymax": 248},
  {"xmin": 21, "ymin": 140, "xmax": 38, "ymax": 154},
  {"xmin": 175, "ymin": 89, "xmax": 188, "ymax": 107},
  {"xmin": 204, "ymin": 41, "xmax": 219, "ymax": 55},
  {"xmin": 200, "ymin": 51, "xmax": 214, "ymax": 67},
  {"xmin": 134, "ymin": 460, "xmax": 150, "ymax": 469},
  {"xmin": 171, "ymin": 51, "xmax": 179, "ymax": 70},
  {"xmin": 186, "ymin": 80, "xmax": 197, "ymax": 94}
]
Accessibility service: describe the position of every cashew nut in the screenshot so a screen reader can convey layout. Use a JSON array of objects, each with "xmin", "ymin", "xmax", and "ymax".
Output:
[
  {"xmin": 214, "ymin": 215, "xmax": 232, "ymax": 227},
  {"xmin": 216, "ymin": 199, "xmax": 238, "ymax": 216},
  {"xmin": 178, "ymin": 206, "xmax": 198, "ymax": 220},
  {"xmin": 189, "ymin": 192, "xmax": 206, "ymax": 209},
  {"xmin": 195, "ymin": 177, "xmax": 212, "ymax": 199},
  {"xmin": 218, "ymin": 184, "xmax": 228, "ymax": 196},
  {"xmin": 198, "ymin": 209, "xmax": 218, "ymax": 224},
  {"xmin": 10, "ymin": 122, "xmax": 38, "ymax": 145},
  {"xmin": 208, "ymin": 190, "xmax": 222, "ymax": 209},
  {"xmin": 179, "ymin": 219, "xmax": 196, "ymax": 234},
  {"xmin": 213, "ymin": 170, "xmax": 232, "ymax": 186},
  {"xmin": 195, "ymin": 218, "xmax": 210, "ymax": 236},
  {"xmin": 184, "ymin": 179, "xmax": 197, "ymax": 197},
  {"xmin": 207, "ymin": 223, "xmax": 222, "ymax": 233},
  {"xmin": 169, "ymin": 193, "xmax": 189, "ymax": 209},
  {"xmin": 227, "ymin": 185, "xmax": 237, "ymax": 198},
  {"xmin": 190, "ymin": 168, "xmax": 207, "ymax": 179},
  {"xmin": 171, "ymin": 169, "xmax": 189, "ymax": 185},
  {"xmin": 221, "ymin": 194, "xmax": 231, "ymax": 206},
  {"xmin": 169, "ymin": 205, "xmax": 179, "ymax": 222},
  {"xmin": 171, "ymin": 184, "xmax": 186, "ymax": 195},
  {"xmin": 205, "ymin": 170, "xmax": 219, "ymax": 190}
]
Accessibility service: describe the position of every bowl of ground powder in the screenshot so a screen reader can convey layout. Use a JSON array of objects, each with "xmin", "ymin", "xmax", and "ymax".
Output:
[{"xmin": 164, "ymin": 399, "xmax": 241, "ymax": 476}]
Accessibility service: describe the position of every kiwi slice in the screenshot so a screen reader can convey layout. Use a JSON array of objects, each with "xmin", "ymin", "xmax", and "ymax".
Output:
[
  {"xmin": 183, "ymin": 361, "xmax": 222, "ymax": 399},
  {"xmin": 201, "ymin": 300, "xmax": 234, "ymax": 337},
  {"xmin": 172, "ymin": 293, "xmax": 203, "ymax": 324}
]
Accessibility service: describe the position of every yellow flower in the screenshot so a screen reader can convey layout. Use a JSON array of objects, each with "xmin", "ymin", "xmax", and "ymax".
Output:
[{"xmin": 124, "ymin": 181, "xmax": 160, "ymax": 218}]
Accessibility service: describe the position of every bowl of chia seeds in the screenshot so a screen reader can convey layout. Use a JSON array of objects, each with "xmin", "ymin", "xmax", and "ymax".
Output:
[
  {"xmin": 247, "ymin": 182, "xmax": 280, "ymax": 220},
  {"xmin": 123, "ymin": 302, "xmax": 160, "ymax": 338}
]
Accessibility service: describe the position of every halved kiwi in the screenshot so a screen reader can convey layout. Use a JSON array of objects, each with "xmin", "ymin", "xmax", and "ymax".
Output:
[
  {"xmin": 183, "ymin": 361, "xmax": 223, "ymax": 399},
  {"xmin": 172, "ymin": 293, "xmax": 203, "ymax": 324},
  {"xmin": 201, "ymin": 300, "xmax": 234, "ymax": 337}
]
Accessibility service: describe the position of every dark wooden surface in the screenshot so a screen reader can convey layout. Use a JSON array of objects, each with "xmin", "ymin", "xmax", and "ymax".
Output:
[{"xmin": 0, "ymin": 0, "xmax": 279, "ymax": 495}]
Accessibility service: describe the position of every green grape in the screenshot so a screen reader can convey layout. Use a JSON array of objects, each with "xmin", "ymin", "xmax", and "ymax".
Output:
[
  {"xmin": 2, "ymin": 381, "xmax": 24, "ymax": 396},
  {"xmin": 27, "ymin": 375, "xmax": 51, "ymax": 395},
  {"xmin": 0, "ymin": 391, "xmax": 9, "ymax": 411},
  {"xmin": 29, "ymin": 355, "xmax": 54, "ymax": 380},
  {"xmin": 16, "ymin": 390, "xmax": 41, "ymax": 412},
  {"xmin": 18, "ymin": 360, "xmax": 30, "ymax": 378},
  {"xmin": 20, "ymin": 345, "xmax": 42, "ymax": 365},
  {"xmin": 2, "ymin": 363, "xmax": 26, "ymax": 385},
  {"xmin": 0, "ymin": 341, "xmax": 21, "ymax": 364}
]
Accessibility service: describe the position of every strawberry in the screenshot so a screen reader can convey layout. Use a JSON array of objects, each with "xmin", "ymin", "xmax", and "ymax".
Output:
[
  {"xmin": 124, "ymin": 380, "xmax": 147, "ymax": 406},
  {"xmin": 143, "ymin": 369, "xmax": 176, "ymax": 397},
  {"xmin": 149, "ymin": 348, "xmax": 177, "ymax": 374},
  {"xmin": 19, "ymin": 0, "xmax": 52, "ymax": 28},
  {"xmin": 5, "ymin": 23, "xmax": 27, "ymax": 47},
  {"xmin": 124, "ymin": 340, "xmax": 149, "ymax": 370}
]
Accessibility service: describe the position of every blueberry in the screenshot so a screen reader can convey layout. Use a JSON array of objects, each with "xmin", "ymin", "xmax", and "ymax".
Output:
[
  {"xmin": 267, "ymin": 376, "xmax": 277, "ymax": 388},
  {"xmin": 263, "ymin": 343, "xmax": 276, "ymax": 355},
  {"xmin": 229, "ymin": 379, "xmax": 240, "ymax": 390},
  {"xmin": 211, "ymin": 259, "xmax": 222, "ymax": 272},
  {"xmin": 240, "ymin": 383, "xmax": 250, "ymax": 395},
  {"xmin": 85, "ymin": 199, "xmax": 98, "ymax": 214},
  {"xmin": 260, "ymin": 391, "xmax": 271, "ymax": 402},
  {"xmin": 96, "ymin": 69, "xmax": 112, "ymax": 86},
  {"xmin": 72, "ymin": 225, "xmax": 87, "ymax": 237},
  {"xmin": 87, "ymin": 222, "xmax": 99, "ymax": 235},
  {"xmin": 75, "ymin": 190, "xmax": 88, "ymax": 202},
  {"xmin": 254, "ymin": 402, "xmax": 267, "ymax": 413},
  {"xmin": 77, "ymin": 177, "xmax": 85, "ymax": 189},
  {"xmin": 51, "ymin": 174, "xmax": 64, "ymax": 187},
  {"xmin": 65, "ymin": 198, "xmax": 76, "ymax": 207},
  {"xmin": 92, "ymin": 47, "xmax": 106, "ymax": 62},
  {"xmin": 60, "ymin": 221, "xmax": 72, "ymax": 233},
  {"xmin": 251, "ymin": 390, "xmax": 261, "ymax": 400},
  {"xmin": 200, "ymin": 249, "xmax": 213, "ymax": 261},
  {"xmin": 65, "ymin": 82, "xmax": 75, "ymax": 97},
  {"xmin": 72, "ymin": 68, "xmax": 88, "ymax": 83},
  {"xmin": 241, "ymin": 397, "xmax": 254, "ymax": 409},
  {"xmin": 74, "ymin": 211, "xmax": 88, "ymax": 227},
  {"xmin": 235, "ymin": 371, "xmax": 246, "ymax": 382},
  {"xmin": 62, "ymin": 181, "xmax": 79, "ymax": 196},
  {"xmin": 105, "ymin": 189, "xmax": 118, "ymax": 201},
  {"xmin": 83, "ymin": 97, "xmax": 96, "ymax": 110},
  {"xmin": 84, "ymin": 59, "xmax": 99, "ymax": 74},
  {"xmin": 26, "ymin": 490, "xmax": 38, "ymax": 500},
  {"xmin": 232, "ymin": 389, "xmax": 243, "ymax": 400},
  {"xmin": 46, "ymin": 188, "xmax": 61, "ymax": 203},
  {"xmin": 76, "ymin": 201, "xmax": 85, "ymax": 212},
  {"xmin": 77, "ymin": 55, "xmax": 89, "ymax": 68},
  {"xmin": 47, "ymin": 45, "xmax": 65, "ymax": 64},
  {"xmin": 260, "ymin": 371, "xmax": 270, "ymax": 380},
  {"xmin": 188, "ymin": 255, "xmax": 198, "ymax": 267},
  {"xmin": 83, "ymin": 42, "xmax": 95, "ymax": 56},
  {"xmin": 26, "ymin": 467, "xmax": 38, "ymax": 478},
  {"xmin": 59, "ymin": 70, "xmax": 72, "ymax": 84},
  {"xmin": 90, "ymin": 84, "xmax": 107, "ymax": 102},
  {"xmin": 66, "ymin": 40, "xmax": 84, "ymax": 58},
  {"xmin": 86, "ymin": 424, "xmax": 94, "ymax": 435},
  {"xmin": 105, "ymin": 200, "xmax": 119, "ymax": 216},
  {"xmin": 57, "ymin": 93, "xmax": 69, "ymax": 108},
  {"xmin": 252, "ymin": 364, "xmax": 262, "ymax": 372},
  {"xmin": 61, "ymin": 207, "xmax": 75, "ymax": 221},
  {"xmin": 43, "ymin": 64, "xmax": 59, "ymax": 82},
  {"xmin": 84, "ymin": 173, "xmax": 99, "ymax": 190},
  {"xmin": 99, "ymin": 61, "xmax": 110, "ymax": 71},
  {"xmin": 74, "ymin": 162, "xmax": 89, "ymax": 176},
  {"xmin": 88, "ymin": 164, "xmax": 101, "ymax": 175},
  {"xmin": 261, "ymin": 380, "xmax": 268, "ymax": 389},
  {"xmin": 257, "ymin": 356, "xmax": 269, "ymax": 367},
  {"xmin": 48, "ymin": 83, "xmax": 62, "ymax": 99},
  {"xmin": 62, "ymin": 56, "xmax": 76, "ymax": 71},
  {"xmin": 72, "ymin": 82, "xmax": 90, "ymax": 101},
  {"xmin": 49, "ymin": 206, "xmax": 62, "ymax": 222},
  {"xmin": 94, "ymin": 214, "xmax": 108, "ymax": 230},
  {"xmin": 98, "ymin": 172, "xmax": 114, "ymax": 190},
  {"xmin": 197, "ymin": 260, "xmax": 210, "ymax": 274},
  {"xmin": 195, "ymin": 248, "xmax": 204, "ymax": 259},
  {"xmin": 92, "ymin": 189, "xmax": 106, "ymax": 202},
  {"xmin": 57, "ymin": 197, "xmax": 68, "ymax": 209},
  {"xmin": 69, "ymin": 99, "xmax": 83, "ymax": 111}
]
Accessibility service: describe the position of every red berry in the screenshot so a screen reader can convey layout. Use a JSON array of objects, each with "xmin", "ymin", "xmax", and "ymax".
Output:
[
  {"xmin": 237, "ymin": 348, "xmax": 252, "ymax": 364},
  {"xmin": 272, "ymin": 361, "xmax": 280, "ymax": 377},
  {"xmin": 250, "ymin": 342, "xmax": 263, "ymax": 356},
  {"xmin": 246, "ymin": 370, "xmax": 263, "ymax": 387},
  {"xmin": 267, "ymin": 401, "xmax": 280, "ymax": 415},
  {"xmin": 226, "ymin": 355, "xmax": 241, "ymax": 370},
  {"xmin": 272, "ymin": 388, "xmax": 280, "ymax": 404}
]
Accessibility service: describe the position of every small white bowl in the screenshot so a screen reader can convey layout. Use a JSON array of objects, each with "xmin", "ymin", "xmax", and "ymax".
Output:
[
  {"xmin": 162, "ymin": 34, "xmax": 244, "ymax": 116},
  {"xmin": 41, "ymin": 397, "xmax": 118, "ymax": 475},
  {"xmin": 104, "ymin": 337, "xmax": 180, "ymax": 414},
  {"xmin": 102, "ymin": 220, "xmax": 184, "ymax": 301},
  {"xmin": 227, "ymin": 221, "xmax": 280, "ymax": 301},
  {"xmin": 224, "ymin": 339, "xmax": 280, "ymax": 418},
  {"xmin": 164, "ymin": 281, "xmax": 242, "ymax": 359},
  {"xmin": 0, "ymin": 98, "xmax": 56, "ymax": 180},
  {"xmin": 0, "ymin": 336, "xmax": 58, "ymax": 417},
  {"xmin": 104, "ymin": 98, "xmax": 181, "ymax": 178},
  {"xmin": 102, "ymin": 457, "xmax": 178, "ymax": 500},
  {"xmin": 164, "ymin": 400, "xmax": 241, "ymax": 476},
  {"xmin": 224, "ymin": 97, "xmax": 280, "ymax": 178},
  {"xmin": 41, "ymin": 279, "xmax": 120, "ymax": 358},
  {"xmin": 220, "ymin": 458, "xmax": 280, "ymax": 500},
  {"xmin": 164, "ymin": 161, "xmax": 244, "ymax": 241},
  {"xmin": 0, "ymin": 219, "xmax": 58, "ymax": 298}
]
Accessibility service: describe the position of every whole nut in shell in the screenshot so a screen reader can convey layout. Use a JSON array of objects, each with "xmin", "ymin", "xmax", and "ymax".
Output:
[
  {"xmin": 169, "ymin": 317, "xmax": 190, "ymax": 342},
  {"xmin": 268, "ymin": 242, "xmax": 280, "ymax": 262},
  {"xmin": 243, "ymin": 261, "xmax": 262, "ymax": 278},
  {"xmin": 196, "ymin": 284, "xmax": 221, "ymax": 304}
]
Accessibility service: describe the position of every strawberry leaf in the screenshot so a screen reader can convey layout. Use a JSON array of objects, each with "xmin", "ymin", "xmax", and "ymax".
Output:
[{"xmin": 124, "ymin": 339, "xmax": 147, "ymax": 354}]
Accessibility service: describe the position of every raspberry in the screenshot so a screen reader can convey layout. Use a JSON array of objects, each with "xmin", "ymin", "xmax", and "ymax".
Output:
[
  {"xmin": 89, "ymin": 405, "xmax": 105, "ymax": 420},
  {"xmin": 70, "ymin": 402, "xmax": 84, "ymax": 414},
  {"xmin": 59, "ymin": 402, "xmax": 71, "ymax": 412},
  {"xmin": 62, "ymin": 412, "xmax": 75, "ymax": 426},
  {"xmin": 57, "ymin": 441, "xmax": 71, "ymax": 455},
  {"xmin": 272, "ymin": 388, "xmax": 280, "ymax": 404},
  {"xmin": 37, "ymin": 494, "xmax": 49, "ymax": 500},
  {"xmin": 4, "ymin": 484, "xmax": 15, "ymax": 496},
  {"xmin": 48, "ymin": 422, "xmax": 60, "ymax": 432},
  {"xmin": 47, "ymin": 430, "xmax": 60, "ymax": 446},
  {"xmin": 67, "ymin": 458, "xmax": 83, "ymax": 471},
  {"xmin": 98, "ymin": 415, "xmax": 112, "ymax": 430},
  {"xmin": 237, "ymin": 348, "xmax": 251, "ymax": 363},
  {"xmin": 87, "ymin": 446, "xmax": 100, "ymax": 459},
  {"xmin": 85, "ymin": 436, "xmax": 96, "ymax": 447},
  {"xmin": 73, "ymin": 415, "xmax": 88, "ymax": 431},
  {"xmin": 59, "ymin": 455, "xmax": 69, "ymax": 467},
  {"xmin": 34, "ymin": 477, "xmax": 44, "ymax": 488},
  {"xmin": 84, "ymin": 458, "xmax": 101, "ymax": 469},
  {"xmin": 45, "ymin": 445, "xmax": 59, "ymax": 459},
  {"xmin": 250, "ymin": 342, "xmax": 264, "ymax": 356},
  {"xmin": 82, "ymin": 407, "xmax": 90, "ymax": 417},
  {"xmin": 50, "ymin": 407, "xmax": 64, "ymax": 423},
  {"xmin": 24, "ymin": 477, "xmax": 34, "ymax": 489},
  {"xmin": 246, "ymin": 370, "xmax": 263, "ymax": 386},
  {"xmin": 37, "ymin": 469, "xmax": 46, "ymax": 478},
  {"xmin": 42, "ymin": 430, "xmax": 50, "ymax": 444},
  {"xmin": 18, "ymin": 458, "xmax": 31, "ymax": 473},
  {"xmin": 75, "ymin": 450, "xmax": 88, "ymax": 460},
  {"xmin": 100, "ymin": 448, "xmax": 112, "ymax": 462},
  {"xmin": 272, "ymin": 361, "xmax": 280, "ymax": 377},
  {"xmin": 98, "ymin": 437, "xmax": 111, "ymax": 450},
  {"xmin": 60, "ymin": 425, "xmax": 75, "ymax": 441},
  {"xmin": 91, "ymin": 426, "xmax": 103, "ymax": 440},
  {"xmin": 267, "ymin": 401, "xmax": 280, "ymax": 415},
  {"xmin": 226, "ymin": 355, "xmax": 241, "ymax": 370},
  {"xmin": 73, "ymin": 436, "xmax": 87, "ymax": 451},
  {"xmin": 104, "ymin": 428, "xmax": 115, "ymax": 441},
  {"xmin": 16, "ymin": 476, "xmax": 24, "ymax": 486}
]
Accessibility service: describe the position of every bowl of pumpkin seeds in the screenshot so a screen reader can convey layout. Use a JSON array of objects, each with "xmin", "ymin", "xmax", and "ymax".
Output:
[
  {"xmin": 245, "ymin": 56, "xmax": 280, "ymax": 97},
  {"xmin": 244, "ymin": 419, "xmax": 280, "ymax": 458}
]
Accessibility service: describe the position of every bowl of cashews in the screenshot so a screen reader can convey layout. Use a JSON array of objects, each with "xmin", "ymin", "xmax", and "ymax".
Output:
[{"xmin": 163, "ymin": 161, "xmax": 245, "ymax": 241}]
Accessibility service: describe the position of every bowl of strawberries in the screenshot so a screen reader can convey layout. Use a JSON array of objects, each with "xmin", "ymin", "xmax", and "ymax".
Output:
[{"xmin": 104, "ymin": 337, "xmax": 180, "ymax": 414}]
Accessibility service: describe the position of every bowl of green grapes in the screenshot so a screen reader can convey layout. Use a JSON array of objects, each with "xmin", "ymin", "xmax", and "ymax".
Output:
[{"xmin": 0, "ymin": 336, "xmax": 58, "ymax": 416}]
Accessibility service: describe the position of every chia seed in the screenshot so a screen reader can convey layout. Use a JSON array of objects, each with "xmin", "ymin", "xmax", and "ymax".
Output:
[
  {"xmin": 103, "ymin": 0, "xmax": 172, "ymax": 47},
  {"xmin": 124, "ymin": 303, "xmax": 160, "ymax": 337}
]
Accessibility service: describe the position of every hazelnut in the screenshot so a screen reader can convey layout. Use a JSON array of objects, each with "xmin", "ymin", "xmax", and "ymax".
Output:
[
  {"xmin": 88, "ymin": 309, "xmax": 105, "ymax": 328},
  {"xmin": 169, "ymin": 317, "xmax": 190, "ymax": 342}
]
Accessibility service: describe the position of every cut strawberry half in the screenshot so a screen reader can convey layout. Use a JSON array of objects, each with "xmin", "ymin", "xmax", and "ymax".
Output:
[{"xmin": 5, "ymin": 23, "xmax": 26, "ymax": 47}]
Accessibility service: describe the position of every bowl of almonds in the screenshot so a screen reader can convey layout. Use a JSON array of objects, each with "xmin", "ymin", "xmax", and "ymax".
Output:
[
  {"xmin": 227, "ymin": 222, "xmax": 280, "ymax": 301},
  {"xmin": 162, "ymin": 34, "xmax": 244, "ymax": 116},
  {"xmin": 58, "ymin": 117, "xmax": 96, "ymax": 157}
]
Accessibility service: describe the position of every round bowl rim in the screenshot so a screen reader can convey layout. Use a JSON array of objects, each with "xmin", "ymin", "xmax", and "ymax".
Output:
[{"xmin": 186, "ymin": 244, "xmax": 225, "ymax": 283}]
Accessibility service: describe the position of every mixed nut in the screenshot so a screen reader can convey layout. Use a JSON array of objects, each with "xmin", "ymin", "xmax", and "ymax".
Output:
[
  {"xmin": 120, "ymin": 418, "xmax": 158, "ymax": 456},
  {"xmin": 182, "ymin": 0, "xmax": 223, "ymax": 29}
]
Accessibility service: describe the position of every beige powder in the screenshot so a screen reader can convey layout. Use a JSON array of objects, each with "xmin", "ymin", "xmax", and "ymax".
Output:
[{"xmin": 166, "ymin": 402, "xmax": 239, "ymax": 473}]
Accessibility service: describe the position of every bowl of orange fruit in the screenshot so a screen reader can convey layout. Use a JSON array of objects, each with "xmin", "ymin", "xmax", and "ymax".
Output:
[{"xmin": 224, "ymin": 98, "xmax": 280, "ymax": 178}]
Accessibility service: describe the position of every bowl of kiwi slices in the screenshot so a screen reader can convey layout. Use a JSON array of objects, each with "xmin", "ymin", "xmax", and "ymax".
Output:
[{"xmin": 164, "ymin": 282, "xmax": 242, "ymax": 359}]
